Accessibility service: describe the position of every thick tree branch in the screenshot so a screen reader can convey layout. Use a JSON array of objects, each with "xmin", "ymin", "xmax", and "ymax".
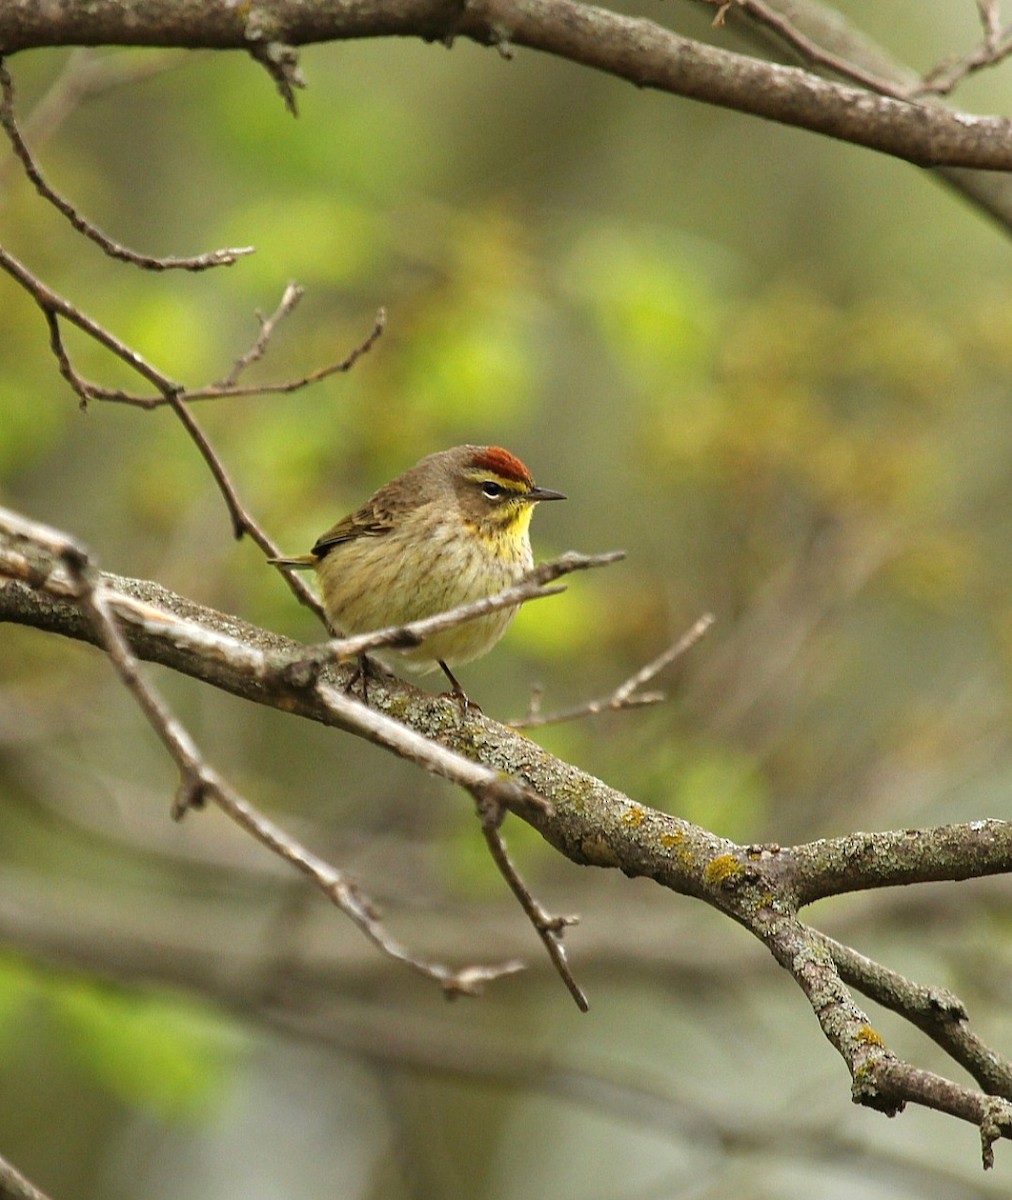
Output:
[{"xmin": 2, "ymin": 0, "xmax": 1012, "ymax": 171}]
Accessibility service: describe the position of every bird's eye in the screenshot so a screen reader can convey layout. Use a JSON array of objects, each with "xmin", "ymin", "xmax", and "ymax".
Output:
[{"xmin": 481, "ymin": 481, "xmax": 505, "ymax": 499}]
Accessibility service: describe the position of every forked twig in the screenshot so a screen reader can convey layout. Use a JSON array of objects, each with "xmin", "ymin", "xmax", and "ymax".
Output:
[
  {"xmin": 708, "ymin": 0, "xmax": 910, "ymax": 99},
  {"xmin": 915, "ymin": 0, "xmax": 1012, "ymax": 98},
  {"xmin": 217, "ymin": 282, "xmax": 306, "ymax": 388},
  {"xmin": 514, "ymin": 611, "xmax": 715, "ymax": 728},
  {"xmin": 0, "ymin": 241, "xmax": 385, "ymax": 625},
  {"xmin": 474, "ymin": 789, "xmax": 588, "ymax": 1011}
]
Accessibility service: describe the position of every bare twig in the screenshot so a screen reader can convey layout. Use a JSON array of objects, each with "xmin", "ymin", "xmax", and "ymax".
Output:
[
  {"xmin": 0, "ymin": 245, "xmax": 387, "ymax": 625},
  {"xmin": 247, "ymin": 38, "xmax": 305, "ymax": 115},
  {"xmin": 190, "ymin": 305, "xmax": 387, "ymax": 403},
  {"xmin": 514, "ymin": 611, "xmax": 715, "ymax": 728},
  {"xmin": 216, "ymin": 282, "xmax": 305, "ymax": 388},
  {"xmin": 0, "ymin": 50, "xmax": 183, "ymax": 193},
  {"xmin": 0, "ymin": 507, "xmax": 525, "ymax": 998},
  {"xmin": 709, "ymin": 0, "xmax": 911, "ymax": 98},
  {"xmin": 916, "ymin": 16, "xmax": 1012, "ymax": 98},
  {"xmin": 0, "ymin": 61, "xmax": 253, "ymax": 271},
  {"xmin": 474, "ymin": 790, "xmax": 588, "ymax": 1011},
  {"xmin": 979, "ymin": 0, "xmax": 1004, "ymax": 48}
]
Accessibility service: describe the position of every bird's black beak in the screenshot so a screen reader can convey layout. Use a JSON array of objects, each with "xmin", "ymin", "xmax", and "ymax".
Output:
[{"xmin": 527, "ymin": 486, "xmax": 566, "ymax": 503}]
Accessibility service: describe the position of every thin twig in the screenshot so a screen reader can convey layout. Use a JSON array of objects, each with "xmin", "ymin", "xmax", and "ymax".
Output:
[
  {"xmin": 979, "ymin": 0, "xmax": 1003, "ymax": 48},
  {"xmin": 474, "ymin": 790, "xmax": 588, "ymax": 1011},
  {"xmin": 0, "ymin": 50, "xmax": 183, "ymax": 193},
  {"xmin": 514, "ymin": 611, "xmax": 715, "ymax": 728},
  {"xmin": 0, "ymin": 60, "xmax": 253, "ymax": 271},
  {"xmin": 709, "ymin": 0, "xmax": 912, "ymax": 99},
  {"xmin": 915, "ymin": 18, "xmax": 1012, "ymax": 97},
  {"xmin": 283, "ymin": 551, "xmax": 626, "ymax": 670},
  {"xmin": 217, "ymin": 282, "xmax": 305, "ymax": 387},
  {"xmin": 24, "ymin": 303, "xmax": 387, "ymax": 411},
  {"xmin": 0, "ymin": 244, "xmax": 387, "ymax": 624}
]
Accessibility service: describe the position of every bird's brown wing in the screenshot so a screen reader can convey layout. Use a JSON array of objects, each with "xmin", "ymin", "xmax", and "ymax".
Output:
[{"xmin": 310, "ymin": 498, "xmax": 397, "ymax": 558}]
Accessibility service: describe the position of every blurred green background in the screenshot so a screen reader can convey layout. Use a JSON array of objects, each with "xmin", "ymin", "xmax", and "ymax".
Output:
[{"xmin": 2, "ymin": 3, "xmax": 1012, "ymax": 1197}]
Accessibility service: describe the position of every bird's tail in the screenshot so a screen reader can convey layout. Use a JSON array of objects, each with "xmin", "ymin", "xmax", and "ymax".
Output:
[{"xmin": 267, "ymin": 554, "xmax": 317, "ymax": 570}]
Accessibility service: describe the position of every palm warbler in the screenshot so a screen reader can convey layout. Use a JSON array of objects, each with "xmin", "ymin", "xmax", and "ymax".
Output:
[{"xmin": 271, "ymin": 445, "xmax": 565, "ymax": 699}]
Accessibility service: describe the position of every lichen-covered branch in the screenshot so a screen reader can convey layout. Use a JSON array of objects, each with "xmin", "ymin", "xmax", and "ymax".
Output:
[{"xmin": 3, "ymin": 509, "xmax": 1012, "ymax": 1162}]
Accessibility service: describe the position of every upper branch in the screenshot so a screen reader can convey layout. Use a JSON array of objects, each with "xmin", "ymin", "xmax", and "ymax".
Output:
[{"xmin": 2, "ymin": 0, "xmax": 1011, "ymax": 171}]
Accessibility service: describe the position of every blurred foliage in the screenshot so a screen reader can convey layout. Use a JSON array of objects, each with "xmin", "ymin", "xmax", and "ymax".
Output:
[
  {"xmin": 0, "ymin": 957, "xmax": 238, "ymax": 1118},
  {"xmin": 1, "ymin": 18, "xmax": 1012, "ymax": 1200}
]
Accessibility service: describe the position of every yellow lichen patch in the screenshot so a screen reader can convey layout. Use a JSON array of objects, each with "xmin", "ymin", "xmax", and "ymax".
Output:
[
  {"xmin": 660, "ymin": 831, "xmax": 684, "ymax": 849},
  {"xmin": 857, "ymin": 1024, "xmax": 886, "ymax": 1048},
  {"xmin": 704, "ymin": 854, "xmax": 743, "ymax": 888},
  {"xmin": 623, "ymin": 805, "xmax": 645, "ymax": 827}
]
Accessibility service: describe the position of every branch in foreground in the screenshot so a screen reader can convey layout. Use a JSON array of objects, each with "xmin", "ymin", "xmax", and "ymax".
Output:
[
  {"xmin": 0, "ymin": 506, "xmax": 528, "ymax": 1000},
  {"xmin": 278, "ymin": 549, "xmax": 626, "ymax": 671},
  {"xmin": 4, "ymin": 516, "xmax": 1012, "ymax": 1158}
]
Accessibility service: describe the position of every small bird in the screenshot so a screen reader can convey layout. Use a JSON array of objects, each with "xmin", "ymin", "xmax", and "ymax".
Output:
[{"xmin": 270, "ymin": 445, "xmax": 565, "ymax": 702}]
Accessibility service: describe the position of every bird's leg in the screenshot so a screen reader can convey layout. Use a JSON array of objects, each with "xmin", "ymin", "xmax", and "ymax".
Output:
[
  {"xmin": 438, "ymin": 660, "xmax": 481, "ymax": 714},
  {"xmin": 347, "ymin": 652, "xmax": 387, "ymax": 705}
]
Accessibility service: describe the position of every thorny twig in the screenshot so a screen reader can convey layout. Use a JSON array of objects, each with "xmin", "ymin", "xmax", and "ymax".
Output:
[{"xmin": 514, "ymin": 611, "xmax": 715, "ymax": 728}]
